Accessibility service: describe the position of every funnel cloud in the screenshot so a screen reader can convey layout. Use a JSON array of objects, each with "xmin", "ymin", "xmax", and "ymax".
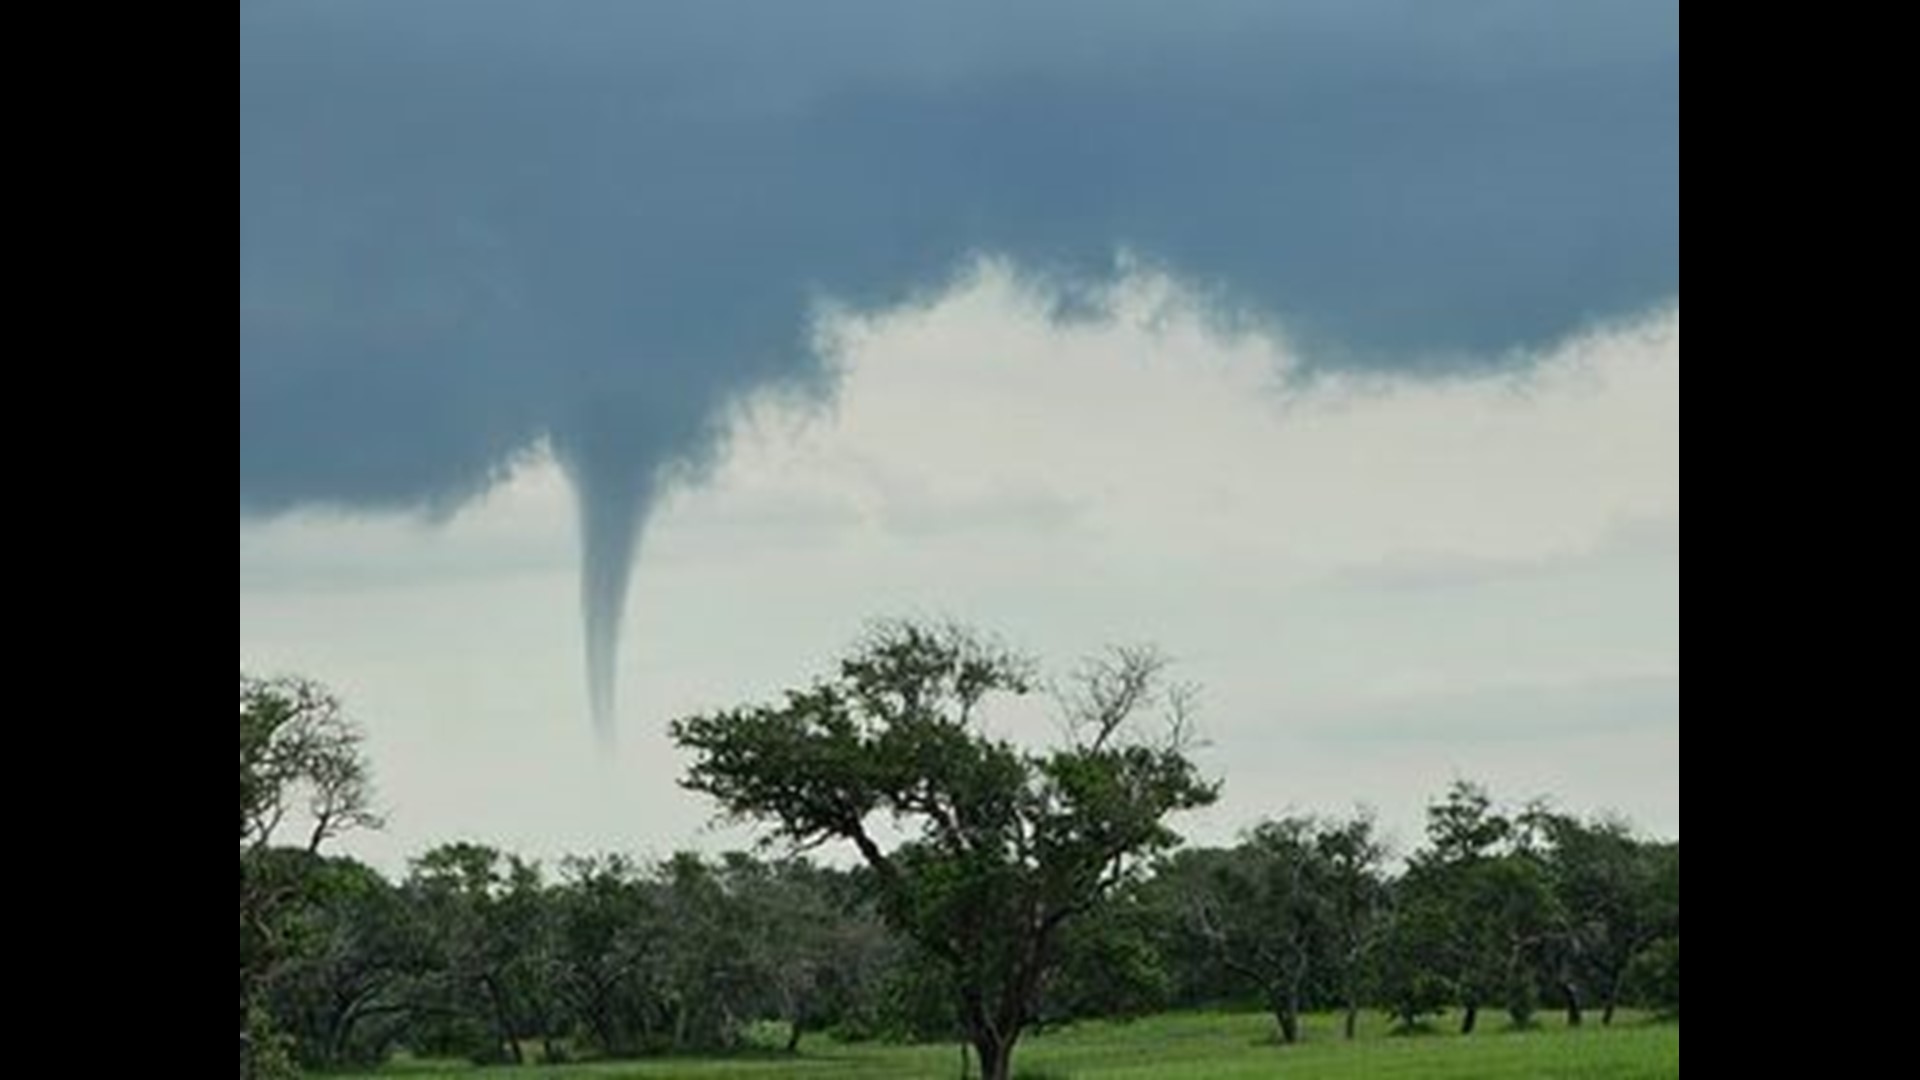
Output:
[{"xmin": 239, "ymin": 1, "xmax": 1679, "ymax": 733}]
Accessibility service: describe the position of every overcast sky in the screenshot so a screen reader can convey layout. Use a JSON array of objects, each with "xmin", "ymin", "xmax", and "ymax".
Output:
[{"xmin": 239, "ymin": 2, "xmax": 1678, "ymax": 874}]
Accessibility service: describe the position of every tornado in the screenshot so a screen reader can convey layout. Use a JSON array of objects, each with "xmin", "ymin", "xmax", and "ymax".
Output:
[
  {"xmin": 551, "ymin": 394, "xmax": 719, "ymax": 742},
  {"xmin": 240, "ymin": 1, "xmax": 1679, "ymax": 740},
  {"xmin": 561, "ymin": 456, "xmax": 650, "ymax": 743}
]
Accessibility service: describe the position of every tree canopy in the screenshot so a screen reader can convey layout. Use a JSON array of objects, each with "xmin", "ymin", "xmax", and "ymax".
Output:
[
  {"xmin": 234, "ymin": 664, "xmax": 1676, "ymax": 1076},
  {"xmin": 241, "ymin": 673, "xmax": 382, "ymax": 1079},
  {"xmin": 671, "ymin": 621, "xmax": 1218, "ymax": 1080}
]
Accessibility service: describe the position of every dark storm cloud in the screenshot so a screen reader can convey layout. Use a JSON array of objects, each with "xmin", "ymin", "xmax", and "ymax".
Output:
[{"xmin": 239, "ymin": 1, "xmax": 1678, "ymax": 731}]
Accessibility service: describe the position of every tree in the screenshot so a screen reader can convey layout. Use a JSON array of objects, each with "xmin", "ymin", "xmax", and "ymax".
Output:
[
  {"xmin": 717, "ymin": 854, "xmax": 888, "ymax": 1052},
  {"xmin": 1163, "ymin": 813, "xmax": 1384, "ymax": 1044},
  {"xmin": 1526, "ymin": 809, "xmax": 1669, "ymax": 1026},
  {"xmin": 241, "ymin": 673, "xmax": 382, "ymax": 1078},
  {"xmin": 1179, "ymin": 818, "xmax": 1326, "ymax": 1044},
  {"xmin": 653, "ymin": 852, "xmax": 763, "ymax": 1051},
  {"xmin": 1372, "ymin": 878, "xmax": 1455, "ymax": 1032},
  {"xmin": 1315, "ymin": 813, "xmax": 1390, "ymax": 1039},
  {"xmin": 549, "ymin": 852, "xmax": 774, "ymax": 1058},
  {"xmin": 549, "ymin": 854, "xmax": 669, "ymax": 1057},
  {"xmin": 1405, "ymin": 782, "xmax": 1558, "ymax": 1034},
  {"xmin": 241, "ymin": 675, "xmax": 382, "ymax": 858},
  {"xmin": 671, "ymin": 621, "xmax": 1218, "ymax": 1080},
  {"xmin": 403, "ymin": 843, "xmax": 556, "ymax": 1064},
  {"xmin": 1624, "ymin": 842, "xmax": 1678, "ymax": 1018},
  {"xmin": 257, "ymin": 855, "xmax": 431, "ymax": 1070},
  {"xmin": 1041, "ymin": 878, "xmax": 1175, "ymax": 1026}
]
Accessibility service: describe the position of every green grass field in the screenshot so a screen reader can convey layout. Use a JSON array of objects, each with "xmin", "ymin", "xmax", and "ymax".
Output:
[{"xmin": 336, "ymin": 1008, "xmax": 1678, "ymax": 1079}]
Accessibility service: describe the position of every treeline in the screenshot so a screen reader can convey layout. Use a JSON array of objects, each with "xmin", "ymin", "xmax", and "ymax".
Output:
[{"xmin": 242, "ymin": 785, "xmax": 1677, "ymax": 1072}]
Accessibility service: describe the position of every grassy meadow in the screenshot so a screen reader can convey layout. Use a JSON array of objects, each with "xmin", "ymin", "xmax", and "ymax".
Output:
[{"xmin": 336, "ymin": 1008, "xmax": 1678, "ymax": 1080}]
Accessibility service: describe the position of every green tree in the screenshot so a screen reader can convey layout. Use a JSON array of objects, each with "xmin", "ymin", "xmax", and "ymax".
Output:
[
  {"xmin": 1407, "ymin": 782, "xmax": 1558, "ymax": 1034},
  {"xmin": 671, "ymin": 622, "xmax": 1217, "ymax": 1080},
  {"xmin": 258, "ymin": 855, "xmax": 431, "ymax": 1070},
  {"xmin": 654, "ymin": 852, "xmax": 762, "ymax": 1050},
  {"xmin": 1042, "ymin": 879, "xmax": 1174, "ymax": 1025},
  {"xmin": 1526, "ymin": 809, "xmax": 1671, "ymax": 1026},
  {"xmin": 549, "ymin": 854, "xmax": 671, "ymax": 1056},
  {"xmin": 403, "ymin": 843, "xmax": 555, "ymax": 1064},
  {"xmin": 241, "ymin": 673, "xmax": 382, "ymax": 1077},
  {"xmin": 1315, "ymin": 813, "xmax": 1389, "ymax": 1039},
  {"xmin": 718, "ymin": 854, "xmax": 889, "ymax": 1052},
  {"xmin": 1163, "ymin": 813, "xmax": 1385, "ymax": 1043},
  {"xmin": 1373, "ymin": 878, "xmax": 1455, "ymax": 1031},
  {"xmin": 1626, "ymin": 935, "xmax": 1679, "ymax": 1016},
  {"xmin": 1179, "ymin": 818, "xmax": 1326, "ymax": 1044},
  {"xmin": 1624, "ymin": 842, "xmax": 1678, "ymax": 1017}
]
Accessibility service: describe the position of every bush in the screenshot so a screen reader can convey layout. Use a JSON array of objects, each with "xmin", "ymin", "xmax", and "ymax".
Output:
[
  {"xmin": 242, "ymin": 1006, "xmax": 299, "ymax": 1080},
  {"xmin": 1626, "ymin": 936, "xmax": 1679, "ymax": 1017}
]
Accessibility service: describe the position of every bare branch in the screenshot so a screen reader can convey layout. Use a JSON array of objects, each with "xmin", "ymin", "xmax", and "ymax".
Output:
[{"xmin": 1056, "ymin": 644, "xmax": 1171, "ymax": 751}]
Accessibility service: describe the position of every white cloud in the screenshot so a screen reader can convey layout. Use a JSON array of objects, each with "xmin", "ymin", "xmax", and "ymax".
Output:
[{"xmin": 240, "ymin": 266, "xmax": 1678, "ymax": 872}]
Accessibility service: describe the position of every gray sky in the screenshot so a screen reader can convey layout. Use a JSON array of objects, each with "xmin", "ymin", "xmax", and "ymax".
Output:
[{"xmin": 239, "ymin": 2, "xmax": 1679, "ymax": 873}]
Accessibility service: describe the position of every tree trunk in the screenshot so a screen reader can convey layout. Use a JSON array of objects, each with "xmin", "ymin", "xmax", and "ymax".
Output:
[
  {"xmin": 1563, "ymin": 980, "xmax": 1583, "ymax": 1027},
  {"xmin": 971, "ymin": 1033, "xmax": 1016, "ymax": 1080},
  {"xmin": 588, "ymin": 1009, "xmax": 611, "ymax": 1055},
  {"xmin": 326, "ymin": 1002, "xmax": 350, "ymax": 1066},
  {"xmin": 785, "ymin": 1018, "xmax": 803, "ymax": 1054},
  {"xmin": 583, "ymin": 984, "xmax": 617, "ymax": 1054},
  {"xmin": 482, "ymin": 976, "xmax": 523, "ymax": 1064},
  {"xmin": 1270, "ymin": 987, "xmax": 1300, "ymax": 1044},
  {"xmin": 1502, "ymin": 942, "xmax": 1535, "ymax": 1028},
  {"xmin": 1344, "ymin": 1000, "xmax": 1359, "ymax": 1040},
  {"xmin": 328, "ymin": 980, "xmax": 386, "ymax": 1065},
  {"xmin": 1602, "ymin": 970, "xmax": 1623, "ymax": 1026},
  {"xmin": 1459, "ymin": 1001, "xmax": 1478, "ymax": 1035}
]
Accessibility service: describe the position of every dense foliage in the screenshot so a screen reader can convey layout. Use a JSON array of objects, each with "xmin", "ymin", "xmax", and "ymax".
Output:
[{"xmin": 240, "ymin": 656, "xmax": 1677, "ymax": 1077}]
